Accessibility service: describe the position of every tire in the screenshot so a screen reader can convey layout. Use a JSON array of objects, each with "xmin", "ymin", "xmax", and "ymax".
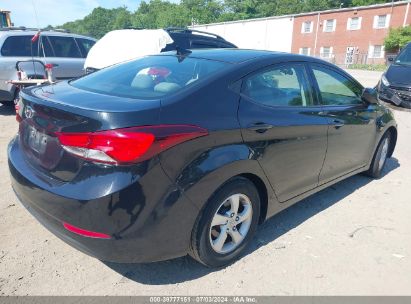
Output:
[
  {"xmin": 189, "ymin": 177, "xmax": 260, "ymax": 267},
  {"xmin": 366, "ymin": 132, "xmax": 391, "ymax": 178}
]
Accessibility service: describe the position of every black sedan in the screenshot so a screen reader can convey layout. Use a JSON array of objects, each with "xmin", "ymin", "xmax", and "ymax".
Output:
[
  {"xmin": 377, "ymin": 42, "xmax": 411, "ymax": 109},
  {"xmin": 8, "ymin": 49, "xmax": 397, "ymax": 267}
]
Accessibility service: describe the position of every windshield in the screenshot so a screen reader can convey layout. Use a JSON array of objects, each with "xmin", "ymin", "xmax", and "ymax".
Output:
[
  {"xmin": 71, "ymin": 55, "xmax": 230, "ymax": 99},
  {"xmin": 395, "ymin": 45, "xmax": 411, "ymax": 66}
]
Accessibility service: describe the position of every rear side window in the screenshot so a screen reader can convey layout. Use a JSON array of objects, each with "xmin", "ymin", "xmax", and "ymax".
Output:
[
  {"xmin": 1, "ymin": 36, "xmax": 39, "ymax": 57},
  {"xmin": 243, "ymin": 64, "xmax": 313, "ymax": 107},
  {"xmin": 76, "ymin": 38, "xmax": 95, "ymax": 57},
  {"xmin": 312, "ymin": 65, "xmax": 363, "ymax": 106},
  {"xmin": 71, "ymin": 55, "xmax": 230, "ymax": 99},
  {"xmin": 48, "ymin": 36, "xmax": 82, "ymax": 58}
]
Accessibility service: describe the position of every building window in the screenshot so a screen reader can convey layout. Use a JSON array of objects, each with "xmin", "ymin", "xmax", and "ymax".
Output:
[
  {"xmin": 347, "ymin": 17, "xmax": 362, "ymax": 30},
  {"xmin": 373, "ymin": 14, "xmax": 390, "ymax": 28},
  {"xmin": 324, "ymin": 19, "xmax": 336, "ymax": 32},
  {"xmin": 301, "ymin": 21, "xmax": 313, "ymax": 33},
  {"xmin": 369, "ymin": 45, "xmax": 384, "ymax": 58},
  {"xmin": 299, "ymin": 47, "xmax": 311, "ymax": 56},
  {"xmin": 320, "ymin": 47, "xmax": 333, "ymax": 58}
]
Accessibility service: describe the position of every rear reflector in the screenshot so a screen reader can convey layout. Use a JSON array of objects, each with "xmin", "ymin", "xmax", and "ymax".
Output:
[
  {"xmin": 63, "ymin": 222, "xmax": 111, "ymax": 239},
  {"xmin": 56, "ymin": 125, "xmax": 208, "ymax": 165}
]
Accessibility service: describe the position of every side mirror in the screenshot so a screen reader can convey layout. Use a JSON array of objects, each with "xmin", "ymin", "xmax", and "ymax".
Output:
[{"xmin": 362, "ymin": 87, "xmax": 379, "ymax": 104}]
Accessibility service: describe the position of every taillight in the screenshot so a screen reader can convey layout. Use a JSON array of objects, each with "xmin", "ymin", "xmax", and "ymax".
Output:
[{"xmin": 56, "ymin": 125, "xmax": 208, "ymax": 165}]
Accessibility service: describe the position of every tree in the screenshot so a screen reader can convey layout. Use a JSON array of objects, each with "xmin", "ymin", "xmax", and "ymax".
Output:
[
  {"xmin": 57, "ymin": 0, "xmax": 400, "ymax": 38},
  {"xmin": 384, "ymin": 26, "xmax": 411, "ymax": 52}
]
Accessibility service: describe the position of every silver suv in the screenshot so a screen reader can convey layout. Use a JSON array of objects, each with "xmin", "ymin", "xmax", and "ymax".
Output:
[{"xmin": 0, "ymin": 28, "xmax": 96, "ymax": 105}]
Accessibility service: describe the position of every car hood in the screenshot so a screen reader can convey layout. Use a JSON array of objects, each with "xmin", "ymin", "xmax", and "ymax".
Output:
[{"xmin": 385, "ymin": 64, "xmax": 411, "ymax": 87}]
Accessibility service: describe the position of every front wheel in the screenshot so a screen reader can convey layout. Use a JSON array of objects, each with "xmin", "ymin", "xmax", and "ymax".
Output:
[
  {"xmin": 366, "ymin": 132, "xmax": 391, "ymax": 178},
  {"xmin": 189, "ymin": 177, "xmax": 260, "ymax": 267}
]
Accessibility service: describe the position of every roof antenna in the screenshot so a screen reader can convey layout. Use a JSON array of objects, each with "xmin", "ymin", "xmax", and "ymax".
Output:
[{"xmin": 175, "ymin": 46, "xmax": 192, "ymax": 62}]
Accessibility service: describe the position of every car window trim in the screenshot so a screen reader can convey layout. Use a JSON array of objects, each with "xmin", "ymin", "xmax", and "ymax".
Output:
[
  {"xmin": 239, "ymin": 61, "xmax": 322, "ymax": 109},
  {"xmin": 308, "ymin": 62, "xmax": 366, "ymax": 107}
]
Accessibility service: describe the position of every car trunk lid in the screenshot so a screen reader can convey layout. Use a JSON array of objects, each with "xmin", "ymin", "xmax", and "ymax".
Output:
[{"xmin": 17, "ymin": 84, "xmax": 161, "ymax": 182}]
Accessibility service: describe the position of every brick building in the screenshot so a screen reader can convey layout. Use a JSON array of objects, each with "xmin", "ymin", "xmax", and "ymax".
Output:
[
  {"xmin": 191, "ymin": 1, "xmax": 411, "ymax": 65},
  {"xmin": 292, "ymin": 1, "xmax": 411, "ymax": 65}
]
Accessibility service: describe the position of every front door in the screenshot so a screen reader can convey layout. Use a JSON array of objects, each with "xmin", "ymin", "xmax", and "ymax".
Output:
[
  {"xmin": 238, "ymin": 62, "xmax": 328, "ymax": 202},
  {"xmin": 309, "ymin": 63, "xmax": 377, "ymax": 184}
]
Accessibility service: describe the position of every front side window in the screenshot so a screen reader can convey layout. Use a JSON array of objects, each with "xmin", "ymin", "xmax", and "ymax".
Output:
[
  {"xmin": 71, "ymin": 55, "xmax": 230, "ymax": 99},
  {"xmin": 312, "ymin": 65, "xmax": 363, "ymax": 106},
  {"xmin": 1, "ymin": 35, "xmax": 39, "ymax": 57},
  {"xmin": 48, "ymin": 36, "xmax": 82, "ymax": 58},
  {"xmin": 324, "ymin": 19, "xmax": 336, "ymax": 32},
  {"xmin": 242, "ymin": 64, "xmax": 313, "ymax": 107}
]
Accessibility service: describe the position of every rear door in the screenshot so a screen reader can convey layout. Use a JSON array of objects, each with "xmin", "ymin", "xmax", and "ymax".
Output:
[
  {"xmin": 238, "ymin": 62, "xmax": 328, "ymax": 202},
  {"xmin": 309, "ymin": 63, "xmax": 377, "ymax": 184},
  {"xmin": 45, "ymin": 35, "xmax": 85, "ymax": 79}
]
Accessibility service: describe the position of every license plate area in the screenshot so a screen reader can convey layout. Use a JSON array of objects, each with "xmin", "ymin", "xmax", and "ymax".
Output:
[{"xmin": 27, "ymin": 126, "xmax": 48, "ymax": 154}]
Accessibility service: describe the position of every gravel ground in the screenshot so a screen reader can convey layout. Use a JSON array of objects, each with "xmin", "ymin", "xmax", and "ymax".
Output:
[{"xmin": 0, "ymin": 69, "xmax": 410, "ymax": 296}]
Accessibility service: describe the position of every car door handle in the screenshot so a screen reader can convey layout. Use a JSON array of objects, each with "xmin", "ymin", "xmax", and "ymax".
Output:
[
  {"xmin": 332, "ymin": 119, "xmax": 345, "ymax": 129},
  {"xmin": 247, "ymin": 122, "xmax": 274, "ymax": 133}
]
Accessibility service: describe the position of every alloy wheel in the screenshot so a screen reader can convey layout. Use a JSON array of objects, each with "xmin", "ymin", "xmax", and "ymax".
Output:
[{"xmin": 209, "ymin": 193, "xmax": 253, "ymax": 254}]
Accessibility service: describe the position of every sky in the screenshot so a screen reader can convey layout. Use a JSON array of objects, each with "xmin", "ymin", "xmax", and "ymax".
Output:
[{"xmin": 0, "ymin": 0, "xmax": 178, "ymax": 28}]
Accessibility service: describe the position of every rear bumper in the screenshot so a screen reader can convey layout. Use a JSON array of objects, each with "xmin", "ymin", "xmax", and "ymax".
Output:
[{"xmin": 8, "ymin": 136, "xmax": 199, "ymax": 263}]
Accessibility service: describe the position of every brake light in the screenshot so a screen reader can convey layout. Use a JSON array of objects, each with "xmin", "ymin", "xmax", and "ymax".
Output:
[{"xmin": 56, "ymin": 125, "xmax": 208, "ymax": 165}]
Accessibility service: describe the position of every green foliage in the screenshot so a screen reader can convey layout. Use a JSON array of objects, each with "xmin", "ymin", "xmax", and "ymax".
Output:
[
  {"xmin": 384, "ymin": 26, "xmax": 411, "ymax": 52},
  {"xmin": 57, "ymin": 0, "xmax": 400, "ymax": 38},
  {"xmin": 351, "ymin": 0, "xmax": 387, "ymax": 6},
  {"xmin": 347, "ymin": 63, "xmax": 387, "ymax": 71}
]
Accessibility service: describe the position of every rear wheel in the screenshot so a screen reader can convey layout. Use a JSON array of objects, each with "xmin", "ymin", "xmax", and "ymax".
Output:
[
  {"xmin": 189, "ymin": 177, "xmax": 260, "ymax": 267},
  {"xmin": 366, "ymin": 132, "xmax": 391, "ymax": 178}
]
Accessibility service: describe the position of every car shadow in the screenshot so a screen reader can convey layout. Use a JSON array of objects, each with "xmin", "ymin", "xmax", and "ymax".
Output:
[
  {"xmin": 104, "ymin": 157, "xmax": 400, "ymax": 285},
  {"xmin": 0, "ymin": 104, "xmax": 15, "ymax": 116}
]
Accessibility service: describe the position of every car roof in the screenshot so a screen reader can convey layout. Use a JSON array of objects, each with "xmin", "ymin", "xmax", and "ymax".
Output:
[
  {"xmin": 160, "ymin": 48, "xmax": 316, "ymax": 64},
  {"xmin": 0, "ymin": 29, "xmax": 96, "ymax": 40}
]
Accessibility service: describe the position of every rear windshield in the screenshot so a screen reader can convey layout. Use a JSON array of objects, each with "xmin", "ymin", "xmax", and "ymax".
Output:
[{"xmin": 71, "ymin": 55, "xmax": 230, "ymax": 99}]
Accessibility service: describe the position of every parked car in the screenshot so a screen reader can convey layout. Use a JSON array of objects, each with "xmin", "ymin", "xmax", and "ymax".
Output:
[
  {"xmin": 9, "ymin": 49, "xmax": 397, "ymax": 267},
  {"xmin": 84, "ymin": 27, "xmax": 237, "ymax": 72},
  {"xmin": 0, "ymin": 28, "xmax": 96, "ymax": 105},
  {"xmin": 377, "ymin": 42, "xmax": 411, "ymax": 109}
]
